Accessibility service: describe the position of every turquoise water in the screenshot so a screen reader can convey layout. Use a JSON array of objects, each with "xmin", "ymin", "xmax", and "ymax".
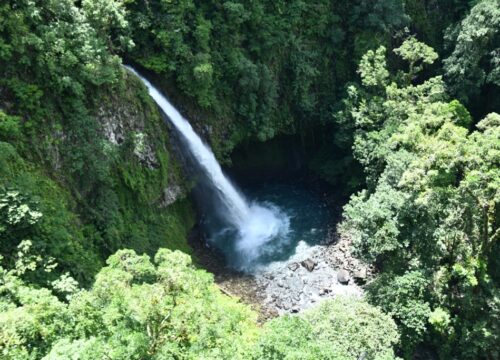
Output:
[
  {"xmin": 203, "ymin": 182, "xmax": 331, "ymax": 272},
  {"xmin": 129, "ymin": 67, "xmax": 329, "ymax": 273}
]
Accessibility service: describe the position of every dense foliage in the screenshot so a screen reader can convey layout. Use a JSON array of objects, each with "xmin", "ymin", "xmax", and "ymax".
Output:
[
  {"xmin": 255, "ymin": 296, "xmax": 399, "ymax": 360},
  {"xmin": 0, "ymin": 244, "xmax": 398, "ymax": 359},
  {"xmin": 443, "ymin": 0, "xmax": 500, "ymax": 114},
  {"xmin": 1, "ymin": 1, "xmax": 499, "ymax": 359},
  {"xmin": 123, "ymin": 0, "xmax": 413, "ymax": 155},
  {"xmin": 339, "ymin": 38, "xmax": 499, "ymax": 358},
  {"xmin": 0, "ymin": 0, "xmax": 194, "ymax": 283}
]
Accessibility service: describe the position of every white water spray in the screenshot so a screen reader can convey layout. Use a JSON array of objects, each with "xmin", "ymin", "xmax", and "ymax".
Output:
[{"xmin": 126, "ymin": 66, "xmax": 290, "ymax": 269}]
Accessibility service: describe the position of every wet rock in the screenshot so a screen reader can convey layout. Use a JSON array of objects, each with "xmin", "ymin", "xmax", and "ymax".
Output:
[
  {"xmin": 97, "ymin": 104, "xmax": 160, "ymax": 169},
  {"xmin": 337, "ymin": 269, "xmax": 350, "ymax": 284},
  {"xmin": 301, "ymin": 258, "xmax": 317, "ymax": 272},
  {"xmin": 248, "ymin": 240, "xmax": 364, "ymax": 316},
  {"xmin": 132, "ymin": 133, "xmax": 159, "ymax": 168}
]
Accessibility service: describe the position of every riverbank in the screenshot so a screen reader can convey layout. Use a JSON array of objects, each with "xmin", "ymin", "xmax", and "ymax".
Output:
[{"xmin": 189, "ymin": 222, "xmax": 373, "ymax": 321}]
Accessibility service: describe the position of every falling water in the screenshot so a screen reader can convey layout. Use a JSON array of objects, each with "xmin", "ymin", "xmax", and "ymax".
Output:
[
  {"xmin": 125, "ymin": 66, "xmax": 249, "ymax": 225},
  {"xmin": 126, "ymin": 66, "xmax": 290, "ymax": 270}
]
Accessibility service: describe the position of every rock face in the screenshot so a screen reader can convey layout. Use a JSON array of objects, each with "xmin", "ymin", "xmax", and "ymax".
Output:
[
  {"xmin": 337, "ymin": 269, "xmax": 350, "ymax": 284},
  {"xmin": 94, "ymin": 80, "xmax": 189, "ymax": 210},
  {"xmin": 97, "ymin": 94, "xmax": 160, "ymax": 169}
]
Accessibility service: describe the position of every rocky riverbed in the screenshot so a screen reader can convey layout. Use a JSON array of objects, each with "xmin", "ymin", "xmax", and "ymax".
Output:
[
  {"xmin": 253, "ymin": 239, "xmax": 364, "ymax": 315},
  {"xmin": 189, "ymin": 226, "xmax": 373, "ymax": 320}
]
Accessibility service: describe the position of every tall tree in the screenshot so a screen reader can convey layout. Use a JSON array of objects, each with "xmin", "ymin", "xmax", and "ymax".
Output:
[{"xmin": 339, "ymin": 37, "xmax": 499, "ymax": 358}]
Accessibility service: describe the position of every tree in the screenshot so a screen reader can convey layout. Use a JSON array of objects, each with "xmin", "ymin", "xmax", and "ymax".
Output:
[
  {"xmin": 339, "ymin": 37, "xmax": 499, "ymax": 358},
  {"xmin": 254, "ymin": 296, "xmax": 400, "ymax": 360},
  {"xmin": 1, "ymin": 247, "xmax": 402, "ymax": 360},
  {"xmin": 1, "ymin": 247, "xmax": 258, "ymax": 359},
  {"xmin": 444, "ymin": 0, "xmax": 500, "ymax": 108},
  {"xmin": 81, "ymin": 0, "xmax": 133, "ymax": 53}
]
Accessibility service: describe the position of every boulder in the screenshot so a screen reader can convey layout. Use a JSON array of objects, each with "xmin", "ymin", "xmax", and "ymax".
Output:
[
  {"xmin": 337, "ymin": 269, "xmax": 350, "ymax": 284},
  {"xmin": 353, "ymin": 269, "xmax": 367, "ymax": 283},
  {"xmin": 287, "ymin": 262, "xmax": 300, "ymax": 271},
  {"xmin": 301, "ymin": 258, "xmax": 317, "ymax": 272}
]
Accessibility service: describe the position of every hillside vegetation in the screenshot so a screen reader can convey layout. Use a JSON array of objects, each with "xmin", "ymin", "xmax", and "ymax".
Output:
[{"xmin": 0, "ymin": 0, "xmax": 498, "ymax": 359}]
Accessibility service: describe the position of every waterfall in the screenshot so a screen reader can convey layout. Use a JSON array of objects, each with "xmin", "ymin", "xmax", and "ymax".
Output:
[
  {"xmin": 126, "ymin": 66, "xmax": 290, "ymax": 270},
  {"xmin": 125, "ymin": 66, "xmax": 250, "ymax": 226}
]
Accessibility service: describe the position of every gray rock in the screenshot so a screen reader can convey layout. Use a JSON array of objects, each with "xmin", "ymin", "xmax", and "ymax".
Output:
[
  {"xmin": 282, "ymin": 299, "xmax": 292, "ymax": 310},
  {"xmin": 161, "ymin": 185, "xmax": 184, "ymax": 207},
  {"xmin": 288, "ymin": 277, "xmax": 304, "ymax": 293},
  {"xmin": 353, "ymin": 269, "xmax": 367, "ymax": 282},
  {"xmin": 337, "ymin": 269, "xmax": 350, "ymax": 284},
  {"xmin": 253, "ymin": 241, "xmax": 364, "ymax": 315},
  {"xmin": 301, "ymin": 258, "xmax": 317, "ymax": 272},
  {"xmin": 276, "ymin": 299, "xmax": 292, "ymax": 310}
]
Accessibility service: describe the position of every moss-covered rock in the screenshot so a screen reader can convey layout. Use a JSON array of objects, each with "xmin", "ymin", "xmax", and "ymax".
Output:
[{"xmin": 1, "ymin": 70, "xmax": 195, "ymax": 285}]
